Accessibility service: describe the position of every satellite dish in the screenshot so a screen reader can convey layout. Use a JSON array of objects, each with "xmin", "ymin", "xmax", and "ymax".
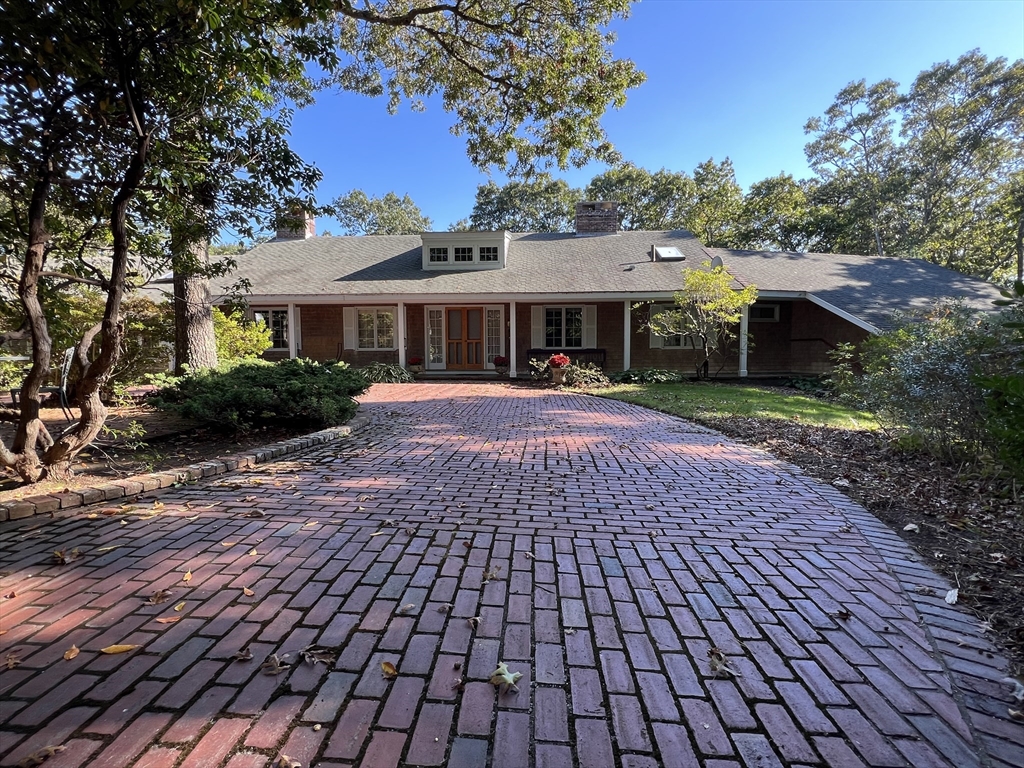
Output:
[{"xmin": 710, "ymin": 255, "xmax": 724, "ymax": 270}]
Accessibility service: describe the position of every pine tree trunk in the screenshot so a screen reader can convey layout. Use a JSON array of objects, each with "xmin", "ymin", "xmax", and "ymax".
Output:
[{"xmin": 172, "ymin": 237, "xmax": 218, "ymax": 376}]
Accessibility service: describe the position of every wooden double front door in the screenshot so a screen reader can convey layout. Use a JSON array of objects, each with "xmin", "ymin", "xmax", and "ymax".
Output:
[{"xmin": 446, "ymin": 307, "xmax": 484, "ymax": 370}]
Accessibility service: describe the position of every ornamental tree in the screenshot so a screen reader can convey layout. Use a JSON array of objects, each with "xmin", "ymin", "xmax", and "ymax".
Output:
[{"xmin": 648, "ymin": 262, "xmax": 758, "ymax": 378}]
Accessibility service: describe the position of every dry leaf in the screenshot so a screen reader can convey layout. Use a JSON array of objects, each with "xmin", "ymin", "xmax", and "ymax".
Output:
[
  {"xmin": 299, "ymin": 645, "xmax": 336, "ymax": 666},
  {"xmin": 489, "ymin": 661, "xmax": 522, "ymax": 694},
  {"xmin": 100, "ymin": 644, "xmax": 139, "ymax": 654},
  {"xmin": 95, "ymin": 545, "xmax": 121, "ymax": 553},
  {"xmin": 243, "ymin": 587, "xmax": 255, "ymax": 597},
  {"xmin": 146, "ymin": 590, "xmax": 172, "ymax": 605},
  {"xmin": 173, "ymin": 601, "xmax": 186, "ymax": 612},
  {"xmin": 155, "ymin": 617, "xmax": 181, "ymax": 625},
  {"xmin": 482, "ymin": 565, "xmax": 502, "ymax": 584},
  {"xmin": 903, "ymin": 523, "xmax": 920, "ymax": 533},
  {"xmin": 381, "ymin": 660, "xmax": 398, "ymax": 679},
  {"xmin": 63, "ymin": 645, "xmax": 79, "ymax": 660},
  {"xmin": 221, "ymin": 541, "xmax": 236, "ymax": 547},
  {"xmin": 1003, "ymin": 677, "xmax": 1024, "ymax": 704},
  {"xmin": 834, "ymin": 608, "xmax": 852, "ymax": 621},
  {"xmin": 1009, "ymin": 709, "xmax": 1024, "ymax": 721},
  {"xmin": 467, "ymin": 616, "xmax": 481, "ymax": 630},
  {"xmin": 302, "ymin": 521, "xmax": 317, "ymax": 528},
  {"xmin": 53, "ymin": 548, "xmax": 81, "ymax": 565},
  {"xmin": 182, "ymin": 570, "xmax": 192, "ymax": 583},
  {"xmin": 233, "ymin": 648, "xmax": 254, "ymax": 661},
  {"xmin": 944, "ymin": 588, "xmax": 959, "ymax": 605},
  {"xmin": 16, "ymin": 745, "xmax": 66, "ymax": 767},
  {"xmin": 242, "ymin": 509, "xmax": 265, "ymax": 518},
  {"xmin": 152, "ymin": 501, "xmax": 165, "ymax": 510},
  {"xmin": 3, "ymin": 591, "xmax": 15, "ymax": 599},
  {"xmin": 369, "ymin": 531, "xmax": 386, "ymax": 537},
  {"xmin": 260, "ymin": 653, "xmax": 289, "ymax": 675},
  {"xmin": 564, "ymin": 628, "xmax": 577, "ymax": 636},
  {"xmin": 522, "ymin": 552, "xmax": 535, "ymax": 559},
  {"xmin": 397, "ymin": 603, "xmax": 416, "ymax": 614},
  {"xmin": 6, "ymin": 652, "xmax": 21, "ymax": 669},
  {"xmin": 437, "ymin": 603, "xmax": 453, "ymax": 613},
  {"xmin": 273, "ymin": 754, "xmax": 301, "ymax": 768},
  {"xmin": 358, "ymin": 494, "xmax": 377, "ymax": 502},
  {"xmin": 707, "ymin": 647, "xmax": 741, "ymax": 678},
  {"xmin": 248, "ymin": 549, "xmax": 258, "ymax": 557}
]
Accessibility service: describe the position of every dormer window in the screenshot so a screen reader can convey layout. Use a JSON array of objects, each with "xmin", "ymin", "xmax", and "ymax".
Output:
[
  {"xmin": 429, "ymin": 247, "xmax": 449, "ymax": 263},
  {"xmin": 454, "ymin": 246, "xmax": 473, "ymax": 262},
  {"xmin": 421, "ymin": 231, "xmax": 509, "ymax": 271},
  {"xmin": 479, "ymin": 246, "xmax": 498, "ymax": 262}
]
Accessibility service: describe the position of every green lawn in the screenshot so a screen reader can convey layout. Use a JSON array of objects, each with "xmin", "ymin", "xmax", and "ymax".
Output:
[{"xmin": 600, "ymin": 381, "xmax": 877, "ymax": 430}]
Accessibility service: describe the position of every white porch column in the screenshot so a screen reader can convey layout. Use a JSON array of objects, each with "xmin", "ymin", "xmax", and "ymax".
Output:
[
  {"xmin": 622, "ymin": 300, "xmax": 631, "ymax": 371},
  {"xmin": 508, "ymin": 301, "xmax": 517, "ymax": 378},
  {"xmin": 287, "ymin": 303, "xmax": 297, "ymax": 359},
  {"xmin": 739, "ymin": 304, "xmax": 749, "ymax": 378},
  {"xmin": 397, "ymin": 302, "xmax": 406, "ymax": 367}
]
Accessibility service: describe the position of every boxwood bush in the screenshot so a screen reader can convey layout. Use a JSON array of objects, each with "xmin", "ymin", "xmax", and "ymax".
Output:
[{"xmin": 152, "ymin": 358, "xmax": 369, "ymax": 430}]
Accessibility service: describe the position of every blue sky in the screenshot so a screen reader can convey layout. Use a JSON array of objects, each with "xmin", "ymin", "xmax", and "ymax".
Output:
[{"xmin": 285, "ymin": 0, "xmax": 1024, "ymax": 235}]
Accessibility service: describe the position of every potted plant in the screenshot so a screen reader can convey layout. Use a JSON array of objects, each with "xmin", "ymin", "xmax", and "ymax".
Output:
[
  {"xmin": 493, "ymin": 355, "xmax": 509, "ymax": 375},
  {"xmin": 548, "ymin": 353, "xmax": 570, "ymax": 385},
  {"xmin": 408, "ymin": 355, "xmax": 424, "ymax": 373}
]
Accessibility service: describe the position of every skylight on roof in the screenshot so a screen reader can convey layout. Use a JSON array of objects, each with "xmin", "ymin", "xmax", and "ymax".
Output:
[{"xmin": 653, "ymin": 246, "xmax": 685, "ymax": 261}]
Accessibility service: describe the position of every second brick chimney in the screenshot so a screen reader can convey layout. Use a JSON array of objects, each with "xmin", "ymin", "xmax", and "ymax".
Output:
[{"xmin": 574, "ymin": 201, "xmax": 619, "ymax": 236}]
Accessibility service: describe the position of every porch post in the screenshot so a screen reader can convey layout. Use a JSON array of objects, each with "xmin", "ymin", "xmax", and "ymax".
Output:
[
  {"xmin": 287, "ymin": 303, "xmax": 297, "ymax": 359},
  {"xmin": 397, "ymin": 302, "xmax": 406, "ymax": 367},
  {"xmin": 508, "ymin": 301, "xmax": 517, "ymax": 378},
  {"xmin": 739, "ymin": 304, "xmax": 749, "ymax": 378},
  {"xmin": 622, "ymin": 300, "xmax": 631, "ymax": 371}
]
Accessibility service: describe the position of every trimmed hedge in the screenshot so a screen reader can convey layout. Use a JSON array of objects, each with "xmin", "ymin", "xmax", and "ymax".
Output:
[{"xmin": 152, "ymin": 358, "xmax": 369, "ymax": 430}]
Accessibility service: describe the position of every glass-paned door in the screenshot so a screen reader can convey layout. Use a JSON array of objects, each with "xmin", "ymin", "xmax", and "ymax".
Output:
[
  {"xmin": 427, "ymin": 309, "xmax": 444, "ymax": 365},
  {"xmin": 446, "ymin": 307, "xmax": 484, "ymax": 369}
]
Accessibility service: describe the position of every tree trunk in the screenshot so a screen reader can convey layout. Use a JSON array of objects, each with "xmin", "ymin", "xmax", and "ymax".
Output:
[{"xmin": 172, "ymin": 235, "xmax": 218, "ymax": 376}]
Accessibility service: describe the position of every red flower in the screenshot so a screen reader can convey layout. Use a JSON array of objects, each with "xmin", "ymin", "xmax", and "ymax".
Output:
[
  {"xmin": 408, "ymin": 356, "xmax": 423, "ymax": 365},
  {"xmin": 548, "ymin": 354, "xmax": 570, "ymax": 368},
  {"xmin": 493, "ymin": 356, "xmax": 509, "ymax": 366}
]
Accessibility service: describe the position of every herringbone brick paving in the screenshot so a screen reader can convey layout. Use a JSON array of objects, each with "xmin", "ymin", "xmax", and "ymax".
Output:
[{"xmin": 1, "ymin": 383, "xmax": 1022, "ymax": 767}]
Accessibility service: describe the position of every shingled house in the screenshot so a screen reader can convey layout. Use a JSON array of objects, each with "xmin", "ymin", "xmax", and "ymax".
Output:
[{"xmin": 226, "ymin": 203, "xmax": 1004, "ymax": 378}]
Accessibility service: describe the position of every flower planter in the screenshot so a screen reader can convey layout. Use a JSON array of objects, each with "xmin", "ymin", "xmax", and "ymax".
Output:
[
  {"xmin": 494, "ymin": 366, "xmax": 509, "ymax": 375},
  {"xmin": 551, "ymin": 367, "xmax": 567, "ymax": 385},
  {"xmin": 408, "ymin": 365, "xmax": 423, "ymax": 374}
]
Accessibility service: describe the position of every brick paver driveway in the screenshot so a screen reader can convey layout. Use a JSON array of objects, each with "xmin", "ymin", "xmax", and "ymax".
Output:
[{"xmin": 2, "ymin": 383, "xmax": 1022, "ymax": 768}]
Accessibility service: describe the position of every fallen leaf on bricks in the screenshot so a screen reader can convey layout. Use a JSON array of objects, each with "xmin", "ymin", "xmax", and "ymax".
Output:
[
  {"xmin": 707, "ymin": 647, "xmax": 741, "ymax": 678},
  {"xmin": 467, "ymin": 616, "xmax": 481, "ymax": 630},
  {"xmin": 565, "ymin": 628, "xmax": 577, "ymax": 636},
  {"xmin": 437, "ymin": 603, "xmax": 453, "ymax": 613},
  {"xmin": 358, "ymin": 494, "xmax": 377, "ymax": 502},
  {"xmin": 1003, "ymin": 677, "xmax": 1024, "ymax": 703},
  {"xmin": 903, "ymin": 523, "xmax": 920, "ymax": 533},
  {"xmin": 273, "ymin": 754, "xmax": 301, "ymax": 768},
  {"xmin": 645, "ymin": 504, "xmax": 656, "ymax": 511},
  {"xmin": 155, "ymin": 617, "xmax": 181, "ymax": 625},
  {"xmin": 95, "ymin": 545, "xmax": 121, "ymax": 553},
  {"xmin": 242, "ymin": 587, "xmax": 255, "ymax": 597},
  {"xmin": 369, "ymin": 532, "xmax": 386, "ymax": 537},
  {"xmin": 381, "ymin": 661, "xmax": 398, "ymax": 679},
  {"xmin": 173, "ymin": 601, "xmax": 186, "ymax": 611},
  {"xmin": 3, "ymin": 592, "xmax": 15, "ymax": 599},
  {"xmin": 52, "ymin": 548, "xmax": 81, "ymax": 565},
  {"xmin": 241, "ymin": 509, "xmax": 265, "ymax": 518},
  {"xmin": 482, "ymin": 566, "xmax": 502, "ymax": 584},
  {"xmin": 16, "ymin": 745, "xmax": 65, "ymax": 767},
  {"xmin": 397, "ymin": 603, "xmax": 416, "ymax": 614},
  {"xmin": 833, "ymin": 608, "xmax": 852, "ymax": 621},
  {"xmin": 302, "ymin": 521, "xmax": 317, "ymax": 528},
  {"xmin": 221, "ymin": 541, "xmax": 236, "ymax": 547},
  {"xmin": 1009, "ymin": 709, "xmax": 1024, "ymax": 721},
  {"xmin": 248, "ymin": 549, "xmax": 258, "ymax": 557},
  {"xmin": 100, "ymin": 645, "xmax": 139, "ymax": 654},
  {"xmin": 63, "ymin": 645, "xmax": 79, "ymax": 660},
  {"xmin": 260, "ymin": 654, "xmax": 289, "ymax": 675},
  {"xmin": 233, "ymin": 648, "xmax": 253, "ymax": 661},
  {"xmin": 182, "ymin": 570, "xmax": 192, "ymax": 583},
  {"xmin": 522, "ymin": 552, "xmax": 534, "ymax": 559},
  {"xmin": 299, "ymin": 646, "xmax": 336, "ymax": 666},
  {"xmin": 489, "ymin": 661, "xmax": 522, "ymax": 694},
  {"xmin": 944, "ymin": 588, "xmax": 959, "ymax": 605},
  {"xmin": 146, "ymin": 590, "xmax": 172, "ymax": 605},
  {"xmin": 151, "ymin": 501, "xmax": 165, "ymax": 510},
  {"xmin": 6, "ymin": 652, "xmax": 21, "ymax": 669}
]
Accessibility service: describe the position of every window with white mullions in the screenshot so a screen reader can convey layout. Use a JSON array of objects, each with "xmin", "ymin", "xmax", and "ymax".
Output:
[
  {"xmin": 357, "ymin": 309, "xmax": 395, "ymax": 350},
  {"xmin": 429, "ymin": 247, "xmax": 449, "ymax": 263},
  {"xmin": 253, "ymin": 308, "xmax": 288, "ymax": 349},
  {"xmin": 545, "ymin": 307, "xmax": 583, "ymax": 348},
  {"xmin": 454, "ymin": 246, "xmax": 473, "ymax": 262},
  {"xmin": 479, "ymin": 246, "xmax": 498, "ymax": 262}
]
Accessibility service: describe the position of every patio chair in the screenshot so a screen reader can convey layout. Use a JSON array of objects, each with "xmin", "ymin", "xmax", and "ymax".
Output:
[{"xmin": 10, "ymin": 347, "xmax": 75, "ymax": 421}]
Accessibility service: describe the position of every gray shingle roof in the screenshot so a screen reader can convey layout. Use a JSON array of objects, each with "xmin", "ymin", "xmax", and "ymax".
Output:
[{"xmin": 230, "ymin": 230, "xmax": 1005, "ymax": 332}]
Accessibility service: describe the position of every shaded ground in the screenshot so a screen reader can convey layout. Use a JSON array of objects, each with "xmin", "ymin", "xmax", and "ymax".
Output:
[{"xmin": 0, "ymin": 383, "xmax": 1022, "ymax": 768}]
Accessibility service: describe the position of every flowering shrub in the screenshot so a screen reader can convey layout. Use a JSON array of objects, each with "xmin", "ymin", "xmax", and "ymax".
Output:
[
  {"xmin": 493, "ymin": 355, "xmax": 509, "ymax": 366},
  {"xmin": 408, "ymin": 355, "xmax": 424, "ymax": 365},
  {"xmin": 548, "ymin": 353, "xmax": 570, "ymax": 368}
]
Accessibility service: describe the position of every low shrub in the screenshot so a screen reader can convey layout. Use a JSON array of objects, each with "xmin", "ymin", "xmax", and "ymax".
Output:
[
  {"xmin": 564, "ymin": 362, "xmax": 611, "ymax": 389},
  {"xmin": 608, "ymin": 368, "xmax": 686, "ymax": 384},
  {"xmin": 359, "ymin": 362, "xmax": 414, "ymax": 383},
  {"xmin": 151, "ymin": 358, "xmax": 368, "ymax": 430}
]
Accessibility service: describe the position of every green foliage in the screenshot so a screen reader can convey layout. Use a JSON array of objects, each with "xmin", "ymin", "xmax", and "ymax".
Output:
[
  {"xmin": 564, "ymin": 362, "xmax": 611, "ymax": 389},
  {"xmin": 608, "ymin": 368, "xmax": 686, "ymax": 384},
  {"xmin": 358, "ymin": 362, "xmax": 414, "ymax": 383},
  {"xmin": 528, "ymin": 357, "xmax": 552, "ymax": 380},
  {"xmin": 647, "ymin": 262, "xmax": 758, "ymax": 378},
  {"xmin": 0, "ymin": 360, "xmax": 31, "ymax": 390},
  {"xmin": 462, "ymin": 176, "xmax": 581, "ymax": 232},
  {"xmin": 584, "ymin": 164, "xmax": 695, "ymax": 231},
  {"xmin": 602, "ymin": 382, "xmax": 876, "ymax": 430},
  {"xmin": 686, "ymin": 158, "xmax": 744, "ymax": 247},
  {"xmin": 980, "ymin": 373, "xmax": 1024, "ymax": 477},
  {"xmin": 213, "ymin": 308, "xmax": 272, "ymax": 362},
  {"xmin": 152, "ymin": 358, "xmax": 368, "ymax": 430},
  {"xmin": 333, "ymin": 190, "xmax": 432, "ymax": 235}
]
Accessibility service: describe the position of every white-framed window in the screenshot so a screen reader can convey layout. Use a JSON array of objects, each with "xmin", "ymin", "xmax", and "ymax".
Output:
[
  {"xmin": 253, "ymin": 308, "xmax": 288, "ymax": 349},
  {"xmin": 429, "ymin": 247, "xmax": 449, "ymax": 263},
  {"xmin": 479, "ymin": 246, "xmax": 499, "ymax": 262},
  {"xmin": 357, "ymin": 308, "xmax": 395, "ymax": 350},
  {"xmin": 454, "ymin": 246, "xmax": 473, "ymax": 262},
  {"xmin": 545, "ymin": 307, "xmax": 584, "ymax": 348},
  {"xmin": 749, "ymin": 303, "xmax": 780, "ymax": 322},
  {"xmin": 649, "ymin": 305, "xmax": 698, "ymax": 350}
]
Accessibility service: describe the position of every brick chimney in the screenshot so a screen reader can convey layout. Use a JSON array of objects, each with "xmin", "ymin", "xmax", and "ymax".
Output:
[
  {"xmin": 275, "ymin": 209, "xmax": 316, "ymax": 240},
  {"xmin": 574, "ymin": 201, "xmax": 619, "ymax": 236}
]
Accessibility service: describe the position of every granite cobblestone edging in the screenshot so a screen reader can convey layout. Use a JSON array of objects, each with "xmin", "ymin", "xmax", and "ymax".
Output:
[{"xmin": 0, "ymin": 413, "xmax": 372, "ymax": 523}]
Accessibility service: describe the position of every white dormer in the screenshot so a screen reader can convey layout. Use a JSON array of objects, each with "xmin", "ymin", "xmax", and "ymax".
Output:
[{"xmin": 421, "ymin": 231, "xmax": 510, "ymax": 271}]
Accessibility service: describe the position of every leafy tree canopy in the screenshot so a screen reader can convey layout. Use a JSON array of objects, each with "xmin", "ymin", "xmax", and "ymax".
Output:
[{"xmin": 333, "ymin": 190, "xmax": 432, "ymax": 235}]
